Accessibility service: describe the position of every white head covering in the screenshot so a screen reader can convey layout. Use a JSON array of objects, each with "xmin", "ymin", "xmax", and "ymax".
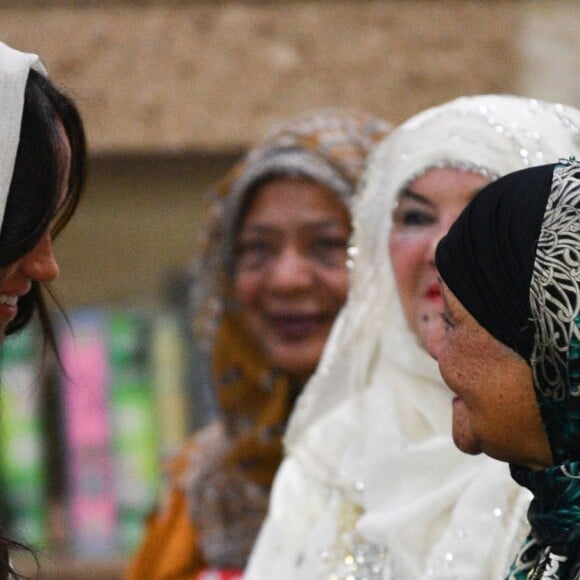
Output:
[
  {"xmin": 247, "ymin": 96, "xmax": 580, "ymax": 579},
  {"xmin": 288, "ymin": 96, "xmax": 580, "ymax": 442},
  {"xmin": 0, "ymin": 42, "xmax": 46, "ymax": 232}
]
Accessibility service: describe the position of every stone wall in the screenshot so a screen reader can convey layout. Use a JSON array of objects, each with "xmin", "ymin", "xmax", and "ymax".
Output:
[{"xmin": 1, "ymin": 1, "xmax": 576, "ymax": 154}]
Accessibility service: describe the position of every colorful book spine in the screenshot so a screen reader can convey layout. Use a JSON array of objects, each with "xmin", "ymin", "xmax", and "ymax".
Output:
[
  {"xmin": 0, "ymin": 324, "xmax": 47, "ymax": 548},
  {"xmin": 58, "ymin": 309, "xmax": 116, "ymax": 558},
  {"xmin": 150, "ymin": 310, "xmax": 189, "ymax": 458},
  {"xmin": 108, "ymin": 310, "xmax": 160, "ymax": 554}
]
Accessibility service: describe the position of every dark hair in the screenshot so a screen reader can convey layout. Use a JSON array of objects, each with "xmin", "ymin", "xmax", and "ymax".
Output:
[
  {"xmin": 4, "ymin": 69, "xmax": 86, "ymax": 346},
  {"xmin": 0, "ymin": 69, "xmax": 86, "ymax": 577}
]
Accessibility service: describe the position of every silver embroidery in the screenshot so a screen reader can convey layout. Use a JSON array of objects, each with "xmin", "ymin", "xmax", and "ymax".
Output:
[
  {"xmin": 506, "ymin": 536, "xmax": 539, "ymax": 579},
  {"xmin": 322, "ymin": 531, "xmax": 387, "ymax": 580},
  {"xmin": 320, "ymin": 500, "xmax": 388, "ymax": 580},
  {"xmin": 530, "ymin": 161, "xmax": 580, "ymax": 400}
]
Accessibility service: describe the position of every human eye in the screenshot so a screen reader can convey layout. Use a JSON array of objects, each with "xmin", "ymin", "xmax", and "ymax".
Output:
[
  {"xmin": 311, "ymin": 235, "xmax": 349, "ymax": 266},
  {"xmin": 441, "ymin": 311, "xmax": 454, "ymax": 332},
  {"xmin": 236, "ymin": 238, "xmax": 275, "ymax": 270},
  {"xmin": 392, "ymin": 207, "xmax": 436, "ymax": 227},
  {"xmin": 392, "ymin": 189, "xmax": 438, "ymax": 229}
]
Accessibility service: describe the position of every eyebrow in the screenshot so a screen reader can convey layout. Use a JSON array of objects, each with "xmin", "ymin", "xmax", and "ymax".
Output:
[
  {"xmin": 398, "ymin": 188, "xmax": 435, "ymax": 207},
  {"xmin": 239, "ymin": 219, "xmax": 348, "ymax": 235},
  {"xmin": 399, "ymin": 184, "xmax": 485, "ymax": 207}
]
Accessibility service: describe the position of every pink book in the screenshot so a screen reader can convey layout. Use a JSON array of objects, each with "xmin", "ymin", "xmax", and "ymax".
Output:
[{"xmin": 59, "ymin": 309, "xmax": 116, "ymax": 558}]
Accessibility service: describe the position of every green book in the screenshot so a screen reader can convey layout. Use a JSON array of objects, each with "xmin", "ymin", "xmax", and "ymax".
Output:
[
  {"xmin": 0, "ymin": 324, "xmax": 47, "ymax": 549},
  {"xmin": 108, "ymin": 310, "xmax": 160, "ymax": 554}
]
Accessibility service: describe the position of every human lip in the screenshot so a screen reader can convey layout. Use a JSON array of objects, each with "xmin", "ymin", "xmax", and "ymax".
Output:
[
  {"xmin": 0, "ymin": 294, "xmax": 20, "ymax": 324},
  {"xmin": 268, "ymin": 312, "xmax": 328, "ymax": 340},
  {"xmin": 425, "ymin": 283, "xmax": 442, "ymax": 302},
  {"xmin": 452, "ymin": 395, "xmax": 464, "ymax": 406}
]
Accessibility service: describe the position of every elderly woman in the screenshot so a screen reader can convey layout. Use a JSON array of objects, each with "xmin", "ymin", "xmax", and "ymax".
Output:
[
  {"xmin": 246, "ymin": 97, "xmax": 580, "ymax": 579},
  {"xmin": 125, "ymin": 109, "xmax": 391, "ymax": 579},
  {"xmin": 431, "ymin": 158, "xmax": 580, "ymax": 578}
]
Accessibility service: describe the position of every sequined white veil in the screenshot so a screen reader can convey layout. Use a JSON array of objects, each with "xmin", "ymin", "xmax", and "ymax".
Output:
[
  {"xmin": 287, "ymin": 96, "xmax": 580, "ymax": 446},
  {"xmin": 247, "ymin": 96, "xmax": 580, "ymax": 579}
]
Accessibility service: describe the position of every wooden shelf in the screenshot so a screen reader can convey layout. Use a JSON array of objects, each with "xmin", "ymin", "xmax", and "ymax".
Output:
[{"xmin": 12, "ymin": 553, "xmax": 127, "ymax": 580}]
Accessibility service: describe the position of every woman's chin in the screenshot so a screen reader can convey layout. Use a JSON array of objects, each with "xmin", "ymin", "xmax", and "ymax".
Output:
[
  {"xmin": 270, "ymin": 351, "xmax": 319, "ymax": 384},
  {"xmin": 452, "ymin": 408, "xmax": 482, "ymax": 455}
]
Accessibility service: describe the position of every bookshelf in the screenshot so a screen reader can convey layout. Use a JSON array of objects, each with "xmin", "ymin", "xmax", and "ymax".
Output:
[{"xmin": 0, "ymin": 300, "xmax": 199, "ymax": 578}]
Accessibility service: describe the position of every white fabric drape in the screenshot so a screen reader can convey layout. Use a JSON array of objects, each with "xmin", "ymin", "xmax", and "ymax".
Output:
[
  {"xmin": 246, "ymin": 96, "xmax": 580, "ymax": 579},
  {"xmin": 0, "ymin": 42, "xmax": 46, "ymax": 231}
]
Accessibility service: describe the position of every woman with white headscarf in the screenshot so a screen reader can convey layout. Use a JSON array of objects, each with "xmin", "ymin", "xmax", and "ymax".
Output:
[
  {"xmin": 245, "ymin": 96, "xmax": 580, "ymax": 579},
  {"xmin": 0, "ymin": 42, "xmax": 86, "ymax": 578}
]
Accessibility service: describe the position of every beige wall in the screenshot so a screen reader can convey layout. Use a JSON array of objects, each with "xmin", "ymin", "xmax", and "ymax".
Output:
[{"xmin": 54, "ymin": 153, "xmax": 237, "ymax": 307}]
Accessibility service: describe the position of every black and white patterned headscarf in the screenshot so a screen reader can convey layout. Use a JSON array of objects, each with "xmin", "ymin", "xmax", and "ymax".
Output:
[{"xmin": 437, "ymin": 159, "xmax": 580, "ymax": 579}]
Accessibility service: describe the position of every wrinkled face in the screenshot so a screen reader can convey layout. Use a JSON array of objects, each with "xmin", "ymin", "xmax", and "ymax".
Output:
[
  {"xmin": 427, "ymin": 282, "xmax": 552, "ymax": 469},
  {"xmin": 234, "ymin": 177, "xmax": 351, "ymax": 383},
  {"xmin": 0, "ymin": 127, "xmax": 70, "ymax": 342},
  {"xmin": 389, "ymin": 167, "xmax": 489, "ymax": 349}
]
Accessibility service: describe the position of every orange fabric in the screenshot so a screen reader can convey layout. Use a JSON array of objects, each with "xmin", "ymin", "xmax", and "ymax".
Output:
[
  {"xmin": 124, "ymin": 438, "xmax": 206, "ymax": 580},
  {"xmin": 124, "ymin": 485, "xmax": 201, "ymax": 579}
]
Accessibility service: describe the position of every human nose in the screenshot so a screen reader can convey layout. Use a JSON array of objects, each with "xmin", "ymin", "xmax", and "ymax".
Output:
[
  {"xmin": 270, "ymin": 248, "xmax": 312, "ymax": 292},
  {"xmin": 427, "ymin": 226, "xmax": 446, "ymax": 265},
  {"xmin": 19, "ymin": 233, "xmax": 60, "ymax": 283},
  {"xmin": 427, "ymin": 217, "xmax": 457, "ymax": 265},
  {"xmin": 425, "ymin": 315, "xmax": 444, "ymax": 361}
]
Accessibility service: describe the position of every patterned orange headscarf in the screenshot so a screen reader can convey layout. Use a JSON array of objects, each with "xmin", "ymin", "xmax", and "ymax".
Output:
[{"xmin": 125, "ymin": 109, "xmax": 391, "ymax": 579}]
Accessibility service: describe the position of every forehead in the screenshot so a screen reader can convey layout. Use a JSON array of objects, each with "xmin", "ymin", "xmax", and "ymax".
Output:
[
  {"xmin": 240, "ymin": 177, "xmax": 349, "ymax": 228},
  {"xmin": 405, "ymin": 167, "xmax": 489, "ymax": 203}
]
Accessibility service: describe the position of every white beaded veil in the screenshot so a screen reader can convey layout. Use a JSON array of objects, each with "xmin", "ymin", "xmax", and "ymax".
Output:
[
  {"xmin": 263, "ymin": 96, "xmax": 580, "ymax": 578},
  {"xmin": 287, "ymin": 96, "xmax": 580, "ymax": 448},
  {"xmin": 0, "ymin": 42, "xmax": 46, "ymax": 232}
]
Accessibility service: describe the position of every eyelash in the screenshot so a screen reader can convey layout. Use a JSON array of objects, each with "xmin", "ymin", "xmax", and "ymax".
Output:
[
  {"xmin": 236, "ymin": 240, "xmax": 274, "ymax": 268},
  {"xmin": 236, "ymin": 236, "xmax": 348, "ymax": 270},
  {"xmin": 393, "ymin": 209, "xmax": 436, "ymax": 227},
  {"xmin": 441, "ymin": 312, "xmax": 453, "ymax": 330},
  {"xmin": 313, "ymin": 237, "xmax": 348, "ymax": 251}
]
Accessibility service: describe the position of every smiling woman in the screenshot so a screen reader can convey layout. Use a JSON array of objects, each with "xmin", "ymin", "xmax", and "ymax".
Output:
[
  {"xmin": 125, "ymin": 109, "xmax": 391, "ymax": 579},
  {"xmin": 234, "ymin": 177, "xmax": 351, "ymax": 382},
  {"xmin": 0, "ymin": 41, "xmax": 86, "ymax": 578}
]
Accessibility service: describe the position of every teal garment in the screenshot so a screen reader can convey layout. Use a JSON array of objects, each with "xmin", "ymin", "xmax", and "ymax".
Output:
[
  {"xmin": 507, "ymin": 161, "xmax": 580, "ymax": 579},
  {"xmin": 507, "ymin": 465, "xmax": 580, "ymax": 579}
]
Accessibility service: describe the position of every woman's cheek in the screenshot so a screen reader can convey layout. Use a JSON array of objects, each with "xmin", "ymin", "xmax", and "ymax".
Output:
[
  {"xmin": 319, "ymin": 267, "xmax": 349, "ymax": 303},
  {"xmin": 233, "ymin": 271, "xmax": 263, "ymax": 306}
]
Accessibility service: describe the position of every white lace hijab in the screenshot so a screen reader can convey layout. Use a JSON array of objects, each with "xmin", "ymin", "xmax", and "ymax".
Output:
[
  {"xmin": 284, "ymin": 95, "xmax": 580, "ymax": 577},
  {"xmin": 0, "ymin": 42, "xmax": 46, "ymax": 230}
]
